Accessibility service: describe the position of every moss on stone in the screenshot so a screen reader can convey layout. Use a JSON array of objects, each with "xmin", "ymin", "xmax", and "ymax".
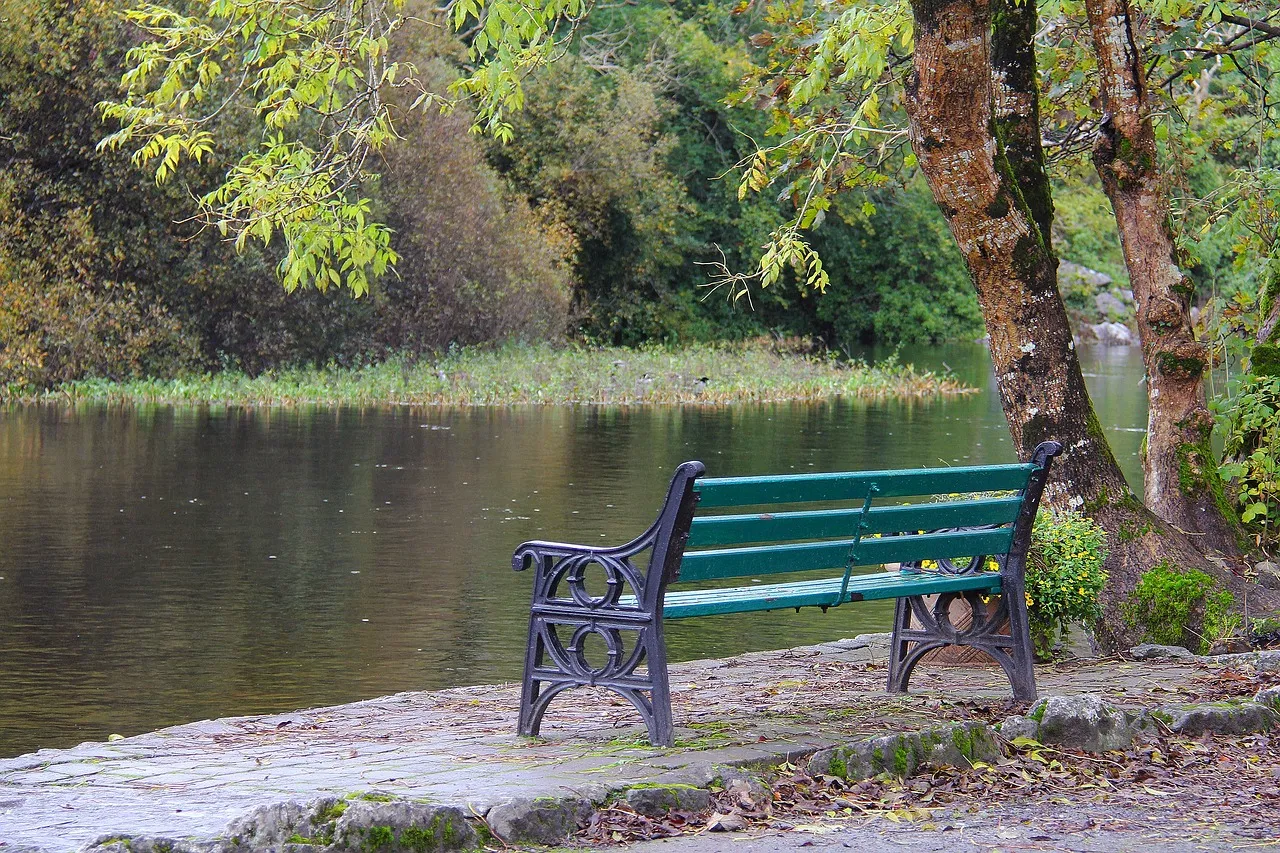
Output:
[
  {"xmin": 470, "ymin": 818, "xmax": 494, "ymax": 848},
  {"xmin": 363, "ymin": 825, "xmax": 395, "ymax": 851},
  {"xmin": 315, "ymin": 799, "xmax": 348, "ymax": 823},
  {"xmin": 399, "ymin": 825, "xmax": 434, "ymax": 853},
  {"xmin": 623, "ymin": 782, "xmax": 699, "ymax": 791},
  {"xmin": 892, "ymin": 743, "xmax": 910, "ymax": 777}
]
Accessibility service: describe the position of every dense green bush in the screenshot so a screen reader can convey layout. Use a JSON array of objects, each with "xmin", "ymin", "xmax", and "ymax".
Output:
[
  {"xmin": 0, "ymin": 0, "xmax": 378, "ymax": 381},
  {"xmin": 0, "ymin": 0, "xmax": 574, "ymax": 384},
  {"xmin": 487, "ymin": 56, "xmax": 696, "ymax": 344},
  {"xmin": 1124, "ymin": 561, "xmax": 1239, "ymax": 654},
  {"xmin": 808, "ymin": 186, "xmax": 983, "ymax": 347},
  {"xmin": 0, "ymin": 164, "xmax": 194, "ymax": 387},
  {"xmin": 1025, "ymin": 510, "xmax": 1109, "ymax": 660},
  {"xmin": 376, "ymin": 43, "xmax": 571, "ymax": 351}
]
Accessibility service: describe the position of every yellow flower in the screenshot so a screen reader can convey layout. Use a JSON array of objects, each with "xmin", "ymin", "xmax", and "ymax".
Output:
[{"xmin": 1025, "ymin": 592, "xmax": 1035, "ymax": 606}]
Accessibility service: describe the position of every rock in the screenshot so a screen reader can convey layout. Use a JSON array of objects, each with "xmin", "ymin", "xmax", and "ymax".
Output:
[
  {"xmin": 87, "ymin": 839, "xmax": 206, "ymax": 853},
  {"xmin": 1207, "ymin": 637, "xmax": 1253, "ymax": 655},
  {"xmin": 330, "ymin": 801, "xmax": 476, "ymax": 852},
  {"xmin": 828, "ymin": 633, "xmax": 892, "ymax": 651},
  {"xmin": 1090, "ymin": 322, "xmax": 1135, "ymax": 346},
  {"xmin": 1168, "ymin": 702, "xmax": 1278, "ymax": 736},
  {"xmin": 221, "ymin": 799, "xmax": 338, "ymax": 849},
  {"xmin": 1059, "ymin": 261, "xmax": 1113, "ymax": 290},
  {"xmin": 1030, "ymin": 695, "xmax": 1146, "ymax": 752},
  {"xmin": 622, "ymin": 784, "xmax": 711, "ymax": 817},
  {"xmin": 997, "ymin": 715, "xmax": 1039, "ymax": 742},
  {"xmin": 486, "ymin": 796, "xmax": 590, "ymax": 846},
  {"xmin": 1256, "ymin": 651, "xmax": 1280, "ymax": 672},
  {"xmin": 719, "ymin": 774, "xmax": 773, "ymax": 813},
  {"xmin": 1063, "ymin": 622, "xmax": 1100, "ymax": 660},
  {"xmin": 214, "ymin": 797, "xmax": 477, "ymax": 852},
  {"xmin": 1095, "ymin": 291, "xmax": 1129, "ymax": 320},
  {"xmin": 808, "ymin": 722, "xmax": 999, "ymax": 780},
  {"xmin": 1129, "ymin": 643, "xmax": 1196, "ymax": 661},
  {"xmin": 1255, "ymin": 561, "xmax": 1280, "ymax": 590},
  {"xmin": 1255, "ymin": 685, "xmax": 1280, "ymax": 710}
]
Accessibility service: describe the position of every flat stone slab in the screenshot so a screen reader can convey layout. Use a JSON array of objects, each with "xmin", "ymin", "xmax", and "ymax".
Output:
[{"xmin": 0, "ymin": 637, "xmax": 1239, "ymax": 851}]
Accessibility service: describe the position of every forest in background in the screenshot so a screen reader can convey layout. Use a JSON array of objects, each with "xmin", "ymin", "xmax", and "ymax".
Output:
[{"xmin": 1, "ymin": 0, "xmax": 1218, "ymax": 389}]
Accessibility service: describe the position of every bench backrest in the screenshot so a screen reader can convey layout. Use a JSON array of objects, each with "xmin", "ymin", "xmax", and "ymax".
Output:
[{"xmin": 662, "ymin": 441, "xmax": 1062, "ymax": 588}]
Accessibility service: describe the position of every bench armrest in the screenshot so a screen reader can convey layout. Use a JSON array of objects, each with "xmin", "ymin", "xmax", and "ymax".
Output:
[
  {"xmin": 512, "ymin": 461, "xmax": 704, "ymax": 610},
  {"xmin": 512, "ymin": 539, "xmax": 619, "ymax": 573}
]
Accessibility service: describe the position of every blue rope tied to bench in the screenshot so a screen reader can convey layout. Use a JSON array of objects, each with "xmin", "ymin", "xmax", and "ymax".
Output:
[{"xmin": 831, "ymin": 483, "xmax": 879, "ymax": 609}]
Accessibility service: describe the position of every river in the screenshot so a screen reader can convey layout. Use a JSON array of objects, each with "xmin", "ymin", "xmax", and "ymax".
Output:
[{"xmin": 0, "ymin": 343, "xmax": 1147, "ymax": 756}]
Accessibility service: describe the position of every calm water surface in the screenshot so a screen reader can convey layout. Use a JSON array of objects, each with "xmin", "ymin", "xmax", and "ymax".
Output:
[{"xmin": 0, "ymin": 344, "xmax": 1146, "ymax": 756}]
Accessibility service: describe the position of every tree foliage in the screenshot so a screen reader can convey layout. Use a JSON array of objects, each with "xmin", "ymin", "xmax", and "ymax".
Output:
[{"xmin": 0, "ymin": 0, "xmax": 577, "ymax": 386}]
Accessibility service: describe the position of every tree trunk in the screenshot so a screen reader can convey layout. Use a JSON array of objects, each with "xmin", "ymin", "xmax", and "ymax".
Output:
[
  {"xmin": 903, "ymin": 0, "xmax": 1269, "ymax": 647},
  {"xmin": 1084, "ymin": 0, "xmax": 1244, "ymax": 556}
]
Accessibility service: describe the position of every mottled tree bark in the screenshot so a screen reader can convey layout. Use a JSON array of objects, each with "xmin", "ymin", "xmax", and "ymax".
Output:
[
  {"xmin": 903, "ymin": 0, "xmax": 1262, "ymax": 645},
  {"xmin": 990, "ymin": 0, "xmax": 1052, "ymax": 241},
  {"xmin": 1084, "ymin": 0, "xmax": 1243, "ymax": 555}
]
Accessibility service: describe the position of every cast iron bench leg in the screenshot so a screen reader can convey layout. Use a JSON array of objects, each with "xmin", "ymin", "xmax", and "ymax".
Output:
[
  {"xmin": 518, "ymin": 606, "xmax": 675, "ymax": 746},
  {"xmin": 886, "ymin": 587, "xmax": 1037, "ymax": 702}
]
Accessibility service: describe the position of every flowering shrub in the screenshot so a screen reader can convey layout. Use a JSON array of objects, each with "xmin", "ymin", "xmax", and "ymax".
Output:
[{"xmin": 1025, "ymin": 510, "xmax": 1109, "ymax": 660}]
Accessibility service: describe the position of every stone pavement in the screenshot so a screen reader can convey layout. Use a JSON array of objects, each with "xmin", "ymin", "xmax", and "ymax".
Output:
[{"xmin": 0, "ymin": 635, "xmax": 1262, "ymax": 852}]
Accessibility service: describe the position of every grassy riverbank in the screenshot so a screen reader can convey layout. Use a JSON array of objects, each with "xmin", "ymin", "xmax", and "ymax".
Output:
[{"xmin": 8, "ymin": 342, "xmax": 973, "ymax": 406}]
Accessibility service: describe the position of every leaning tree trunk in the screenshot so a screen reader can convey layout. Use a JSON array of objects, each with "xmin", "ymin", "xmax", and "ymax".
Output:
[
  {"xmin": 903, "ymin": 0, "xmax": 1265, "ymax": 646},
  {"xmin": 1085, "ymin": 0, "xmax": 1244, "ymax": 555}
]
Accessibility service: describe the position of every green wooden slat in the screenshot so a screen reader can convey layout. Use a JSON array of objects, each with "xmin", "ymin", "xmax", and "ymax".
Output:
[
  {"xmin": 656, "ymin": 571, "xmax": 1002, "ymax": 618},
  {"xmin": 678, "ymin": 527, "xmax": 1014, "ymax": 582},
  {"xmin": 687, "ymin": 496, "xmax": 1023, "ymax": 547},
  {"xmin": 693, "ymin": 464, "xmax": 1035, "ymax": 508}
]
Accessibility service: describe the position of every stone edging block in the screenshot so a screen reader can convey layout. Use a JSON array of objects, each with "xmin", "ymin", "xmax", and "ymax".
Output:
[
  {"xmin": 485, "ymin": 796, "xmax": 593, "ymax": 846},
  {"xmin": 1130, "ymin": 644, "xmax": 1280, "ymax": 672},
  {"xmin": 87, "ymin": 797, "xmax": 477, "ymax": 853},
  {"xmin": 806, "ymin": 721, "xmax": 1000, "ymax": 780}
]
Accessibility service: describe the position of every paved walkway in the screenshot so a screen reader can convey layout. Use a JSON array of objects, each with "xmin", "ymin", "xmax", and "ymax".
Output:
[{"xmin": 0, "ymin": 636, "xmax": 1232, "ymax": 851}]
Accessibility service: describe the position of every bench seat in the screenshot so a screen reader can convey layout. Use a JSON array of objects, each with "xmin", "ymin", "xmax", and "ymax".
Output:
[{"xmin": 623, "ymin": 570, "xmax": 1003, "ymax": 618}]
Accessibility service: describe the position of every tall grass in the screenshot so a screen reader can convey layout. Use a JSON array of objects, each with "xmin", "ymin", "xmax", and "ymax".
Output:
[{"xmin": 8, "ymin": 341, "xmax": 973, "ymax": 407}]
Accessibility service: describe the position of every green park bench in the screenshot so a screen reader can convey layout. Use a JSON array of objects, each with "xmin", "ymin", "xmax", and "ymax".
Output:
[{"xmin": 513, "ymin": 440, "xmax": 1062, "ymax": 746}]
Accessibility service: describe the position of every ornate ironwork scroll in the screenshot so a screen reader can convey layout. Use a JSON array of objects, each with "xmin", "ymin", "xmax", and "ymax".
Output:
[{"xmin": 512, "ymin": 461, "xmax": 704, "ymax": 747}]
